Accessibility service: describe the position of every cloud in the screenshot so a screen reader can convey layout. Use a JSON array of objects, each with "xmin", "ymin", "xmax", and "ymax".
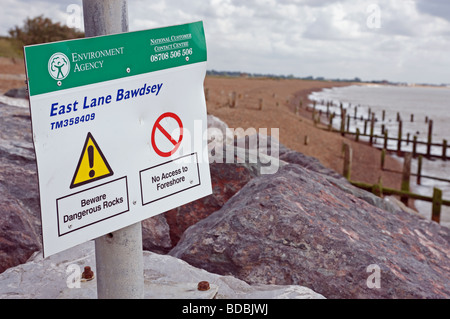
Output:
[
  {"xmin": 416, "ymin": 0, "xmax": 450, "ymax": 22},
  {"xmin": 302, "ymin": 3, "xmax": 363, "ymax": 41},
  {"xmin": 126, "ymin": 0, "xmax": 450, "ymax": 84},
  {"xmin": 0, "ymin": 0, "xmax": 82, "ymax": 35},
  {"xmin": 1, "ymin": 0, "xmax": 450, "ymax": 84}
]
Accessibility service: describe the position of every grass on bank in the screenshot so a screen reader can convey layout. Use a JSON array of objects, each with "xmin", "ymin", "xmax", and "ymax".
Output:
[{"xmin": 0, "ymin": 37, "xmax": 23, "ymax": 59}]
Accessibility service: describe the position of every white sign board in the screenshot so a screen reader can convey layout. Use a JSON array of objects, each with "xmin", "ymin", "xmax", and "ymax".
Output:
[{"xmin": 24, "ymin": 22, "xmax": 212, "ymax": 257}]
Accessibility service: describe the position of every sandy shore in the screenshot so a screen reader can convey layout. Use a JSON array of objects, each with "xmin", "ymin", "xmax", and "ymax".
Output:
[
  {"xmin": 0, "ymin": 57, "xmax": 407, "ymax": 206},
  {"xmin": 0, "ymin": 57, "xmax": 26, "ymax": 94},
  {"xmin": 205, "ymin": 76, "xmax": 406, "ymax": 193}
]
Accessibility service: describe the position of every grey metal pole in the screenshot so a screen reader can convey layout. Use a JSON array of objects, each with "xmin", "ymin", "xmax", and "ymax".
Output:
[
  {"xmin": 82, "ymin": 0, "xmax": 144, "ymax": 299},
  {"xmin": 94, "ymin": 223, "xmax": 144, "ymax": 298},
  {"xmin": 83, "ymin": 0, "xmax": 129, "ymax": 37}
]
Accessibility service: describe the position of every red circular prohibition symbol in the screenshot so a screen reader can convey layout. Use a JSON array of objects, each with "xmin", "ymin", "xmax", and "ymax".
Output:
[{"xmin": 151, "ymin": 112, "xmax": 183, "ymax": 157}]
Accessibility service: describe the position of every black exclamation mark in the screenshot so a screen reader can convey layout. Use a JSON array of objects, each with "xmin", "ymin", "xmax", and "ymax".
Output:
[{"xmin": 88, "ymin": 145, "xmax": 95, "ymax": 178}]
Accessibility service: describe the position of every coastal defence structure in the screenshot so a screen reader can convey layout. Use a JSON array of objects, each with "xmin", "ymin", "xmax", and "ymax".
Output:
[
  {"xmin": 307, "ymin": 99, "xmax": 448, "ymax": 161},
  {"xmin": 205, "ymin": 87, "xmax": 449, "ymax": 224},
  {"xmin": 304, "ymin": 99, "xmax": 450, "ymax": 224}
]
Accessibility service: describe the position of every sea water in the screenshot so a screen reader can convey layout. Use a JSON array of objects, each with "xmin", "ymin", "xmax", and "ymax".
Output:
[{"xmin": 309, "ymin": 84, "xmax": 450, "ymax": 228}]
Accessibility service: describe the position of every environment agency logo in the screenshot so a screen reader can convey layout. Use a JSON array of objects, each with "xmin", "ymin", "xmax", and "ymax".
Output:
[{"xmin": 48, "ymin": 52, "xmax": 70, "ymax": 81}]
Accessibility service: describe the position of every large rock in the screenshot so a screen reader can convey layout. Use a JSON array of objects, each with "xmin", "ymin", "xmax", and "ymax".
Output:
[
  {"xmin": 0, "ymin": 240, "xmax": 324, "ymax": 299},
  {"xmin": 4, "ymin": 86, "xmax": 28, "ymax": 99},
  {"xmin": 141, "ymin": 214, "xmax": 172, "ymax": 254},
  {"xmin": 207, "ymin": 114, "xmax": 233, "ymax": 145},
  {"xmin": 170, "ymin": 164, "xmax": 450, "ymax": 299},
  {"xmin": 145, "ymin": 127, "xmax": 410, "ymax": 252},
  {"xmin": 279, "ymin": 149, "xmax": 343, "ymax": 180},
  {"xmin": 0, "ymin": 103, "xmax": 41, "ymax": 273},
  {"xmin": 164, "ymin": 162, "xmax": 259, "ymax": 247}
]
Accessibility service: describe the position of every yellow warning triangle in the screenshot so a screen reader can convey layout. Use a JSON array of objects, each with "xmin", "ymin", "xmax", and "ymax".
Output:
[{"xmin": 70, "ymin": 132, "xmax": 113, "ymax": 189}]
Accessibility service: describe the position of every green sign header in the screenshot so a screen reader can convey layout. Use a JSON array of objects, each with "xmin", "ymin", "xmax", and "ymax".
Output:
[{"xmin": 24, "ymin": 21, "xmax": 207, "ymax": 96}]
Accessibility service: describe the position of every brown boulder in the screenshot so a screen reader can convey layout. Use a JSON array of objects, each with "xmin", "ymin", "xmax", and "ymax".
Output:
[
  {"xmin": 170, "ymin": 164, "xmax": 450, "ymax": 298},
  {"xmin": 164, "ymin": 162, "xmax": 259, "ymax": 247},
  {"xmin": 0, "ymin": 103, "xmax": 41, "ymax": 273},
  {"xmin": 141, "ymin": 214, "xmax": 172, "ymax": 254}
]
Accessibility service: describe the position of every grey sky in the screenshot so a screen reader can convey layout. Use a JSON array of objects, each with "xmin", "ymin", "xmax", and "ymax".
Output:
[{"xmin": 1, "ymin": 0, "xmax": 449, "ymax": 84}]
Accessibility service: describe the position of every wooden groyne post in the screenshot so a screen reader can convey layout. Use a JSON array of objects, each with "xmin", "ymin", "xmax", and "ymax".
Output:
[
  {"xmin": 258, "ymin": 98, "xmax": 263, "ymax": 110},
  {"xmin": 416, "ymin": 155, "xmax": 423, "ymax": 185},
  {"xmin": 427, "ymin": 119, "xmax": 433, "ymax": 158},
  {"xmin": 443, "ymin": 139, "xmax": 447, "ymax": 161},
  {"xmin": 343, "ymin": 143, "xmax": 352, "ymax": 180},
  {"xmin": 432, "ymin": 187, "xmax": 442, "ymax": 223},
  {"xmin": 397, "ymin": 120, "xmax": 403, "ymax": 154},
  {"xmin": 383, "ymin": 130, "xmax": 388, "ymax": 150},
  {"xmin": 328, "ymin": 113, "xmax": 334, "ymax": 131},
  {"xmin": 304, "ymin": 135, "xmax": 310, "ymax": 146},
  {"xmin": 380, "ymin": 148, "xmax": 386, "ymax": 169},
  {"xmin": 340, "ymin": 109, "xmax": 347, "ymax": 136},
  {"xmin": 413, "ymin": 135, "xmax": 417, "ymax": 157},
  {"xmin": 400, "ymin": 153, "xmax": 411, "ymax": 205},
  {"xmin": 230, "ymin": 91, "xmax": 237, "ymax": 108},
  {"xmin": 346, "ymin": 114, "xmax": 350, "ymax": 132},
  {"xmin": 369, "ymin": 113, "xmax": 375, "ymax": 145}
]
